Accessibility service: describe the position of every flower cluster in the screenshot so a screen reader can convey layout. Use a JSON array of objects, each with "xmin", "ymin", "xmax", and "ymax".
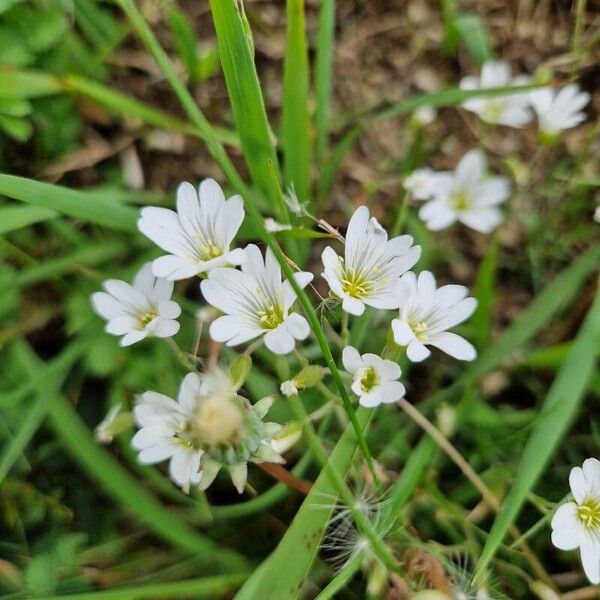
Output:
[
  {"xmin": 403, "ymin": 61, "xmax": 589, "ymax": 234},
  {"xmin": 91, "ymin": 177, "xmax": 481, "ymax": 493}
]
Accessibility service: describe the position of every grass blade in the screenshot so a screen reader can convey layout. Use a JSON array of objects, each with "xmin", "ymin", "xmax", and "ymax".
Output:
[
  {"xmin": 0, "ymin": 205, "xmax": 57, "ymax": 234},
  {"xmin": 314, "ymin": 0, "xmax": 335, "ymax": 166},
  {"xmin": 208, "ymin": 0, "xmax": 283, "ymax": 213},
  {"xmin": 44, "ymin": 573, "xmax": 249, "ymax": 600},
  {"xmin": 474, "ymin": 285, "xmax": 600, "ymax": 580},
  {"xmin": 236, "ymin": 410, "xmax": 372, "ymax": 599},
  {"xmin": 282, "ymin": 0, "xmax": 311, "ymax": 203},
  {"xmin": 0, "ymin": 175, "xmax": 138, "ymax": 232}
]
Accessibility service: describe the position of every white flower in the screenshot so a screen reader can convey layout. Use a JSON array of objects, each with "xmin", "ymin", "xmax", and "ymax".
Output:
[
  {"xmin": 595, "ymin": 205, "xmax": 600, "ymax": 225},
  {"xmin": 551, "ymin": 458, "xmax": 600, "ymax": 584},
  {"xmin": 91, "ymin": 263, "xmax": 181, "ymax": 347},
  {"xmin": 530, "ymin": 83, "xmax": 590, "ymax": 135},
  {"xmin": 138, "ymin": 178, "xmax": 246, "ymax": 280},
  {"xmin": 280, "ymin": 380, "xmax": 298, "ymax": 397},
  {"xmin": 404, "ymin": 168, "xmax": 453, "ymax": 201},
  {"xmin": 391, "ymin": 271, "xmax": 477, "ymax": 362},
  {"xmin": 416, "ymin": 149, "xmax": 510, "ymax": 233},
  {"xmin": 460, "ymin": 60, "xmax": 532, "ymax": 127},
  {"xmin": 200, "ymin": 244, "xmax": 313, "ymax": 355},
  {"xmin": 342, "ymin": 346, "xmax": 405, "ymax": 408},
  {"xmin": 132, "ymin": 375, "xmax": 204, "ymax": 493},
  {"xmin": 321, "ymin": 206, "xmax": 421, "ymax": 316}
]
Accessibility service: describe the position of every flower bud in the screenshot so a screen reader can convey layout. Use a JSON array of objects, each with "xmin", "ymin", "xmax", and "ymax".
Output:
[
  {"xmin": 229, "ymin": 354, "xmax": 252, "ymax": 390},
  {"xmin": 280, "ymin": 380, "xmax": 298, "ymax": 397},
  {"xmin": 294, "ymin": 365, "xmax": 326, "ymax": 389}
]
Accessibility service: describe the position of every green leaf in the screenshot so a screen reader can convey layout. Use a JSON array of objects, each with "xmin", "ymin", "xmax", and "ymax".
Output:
[
  {"xmin": 0, "ymin": 113, "xmax": 32, "ymax": 141},
  {"xmin": 454, "ymin": 12, "xmax": 492, "ymax": 65},
  {"xmin": 314, "ymin": 0, "xmax": 335, "ymax": 165},
  {"xmin": 0, "ymin": 97, "xmax": 32, "ymax": 117},
  {"xmin": 43, "ymin": 574, "xmax": 249, "ymax": 600},
  {"xmin": 471, "ymin": 238, "xmax": 498, "ymax": 349},
  {"xmin": 0, "ymin": 205, "xmax": 57, "ymax": 234},
  {"xmin": 236, "ymin": 410, "xmax": 372, "ymax": 599},
  {"xmin": 474, "ymin": 288, "xmax": 600, "ymax": 580},
  {"xmin": 0, "ymin": 70, "xmax": 61, "ymax": 98},
  {"xmin": 168, "ymin": 7, "xmax": 201, "ymax": 82},
  {"xmin": 208, "ymin": 0, "xmax": 283, "ymax": 213},
  {"xmin": 282, "ymin": 0, "xmax": 311, "ymax": 203},
  {"xmin": 0, "ymin": 175, "xmax": 138, "ymax": 231}
]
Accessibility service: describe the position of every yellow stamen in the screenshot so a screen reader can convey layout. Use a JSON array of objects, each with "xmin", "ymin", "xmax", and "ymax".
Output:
[
  {"xmin": 359, "ymin": 367, "xmax": 378, "ymax": 393},
  {"xmin": 341, "ymin": 268, "xmax": 373, "ymax": 299},
  {"xmin": 138, "ymin": 310, "xmax": 158, "ymax": 328},
  {"xmin": 198, "ymin": 242, "xmax": 223, "ymax": 262},
  {"xmin": 409, "ymin": 320, "xmax": 429, "ymax": 341},
  {"xmin": 451, "ymin": 191, "xmax": 470, "ymax": 211},
  {"xmin": 577, "ymin": 498, "xmax": 600, "ymax": 530},
  {"xmin": 257, "ymin": 304, "xmax": 284, "ymax": 329}
]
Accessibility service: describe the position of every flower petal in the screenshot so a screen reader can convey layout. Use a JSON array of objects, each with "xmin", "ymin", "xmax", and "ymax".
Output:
[
  {"xmin": 342, "ymin": 296, "xmax": 365, "ymax": 316},
  {"xmin": 406, "ymin": 340, "xmax": 431, "ymax": 362},
  {"xmin": 428, "ymin": 332, "xmax": 477, "ymax": 361},
  {"xmin": 342, "ymin": 346, "xmax": 363, "ymax": 374},
  {"xmin": 580, "ymin": 541, "xmax": 600, "ymax": 584},
  {"xmin": 264, "ymin": 327, "xmax": 295, "ymax": 354},
  {"xmin": 550, "ymin": 502, "xmax": 580, "ymax": 550}
]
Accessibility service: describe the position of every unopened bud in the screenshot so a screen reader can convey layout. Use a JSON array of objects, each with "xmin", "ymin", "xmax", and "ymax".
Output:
[
  {"xmin": 229, "ymin": 354, "xmax": 252, "ymax": 390},
  {"xmin": 436, "ymin": 403, "xmax": 456, "ymax": 437},
  {"xmin": 294, "ymin": 365, "xmax": 326, "ymax": 389},
  {"xmin": 280, "ymin": 380, "xmax": 298, "ymax": 397}
]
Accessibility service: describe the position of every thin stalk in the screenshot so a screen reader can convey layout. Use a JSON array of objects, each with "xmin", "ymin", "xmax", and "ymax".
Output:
[
  {"xmin": 288, "ymin": 393, "xmax": 402, "ymax": 575},
  {"xmin": 395, "ymin": 397, "xmax": 555, "ymax": 588},
  {"xmin": 114, "ymin": 0, "xmax": 378, "ymax": 484},
  {"xmin": 314, "ymin": 551, "xmax": 363, "ymax": 600}
]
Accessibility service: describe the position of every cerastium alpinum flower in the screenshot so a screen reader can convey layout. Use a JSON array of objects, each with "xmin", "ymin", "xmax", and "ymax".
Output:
[
  {"xmin": 460, "ymin": 60, "xmax": 532, "ymax": 127},
  {"xmin": 342, "ymin": 346, "xmax": 405, "ymax": 408},
  {"xmin": 133, "ymin": 369, "xmax": 283, "ymax": 494},
  {"xmin": 138, "ymin": 178, "xmax": 246, "ymax": 280},
  {"xmin": 529, "ymin": 83, "xmax": 590, "ymax": 141},
  {"xmin": 91, "ymin": 263, "xmax": 181, "ymax": 346},
  {"xmin": 321, "ymin": 206, "xmax": 421, "ymax": 316},
  {"xmin": 408, "ymin": 149, "xmax": 511, "ymax": 233},
  {"xmin": 551, "ymin": 458, "xmax": 600, "ymax": 584},
  {"xmin": 391, "ymin": 271, "xmax": 477, "ymax": 362},
  {"xmin": 201, "ymin": 244, "xmax": 313, "ymax": 354}
]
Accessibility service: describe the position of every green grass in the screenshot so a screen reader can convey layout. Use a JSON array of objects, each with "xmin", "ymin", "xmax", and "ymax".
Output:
[{"xmin": 0, "ymin": 1, "xmax": 598, "ymax": 598}]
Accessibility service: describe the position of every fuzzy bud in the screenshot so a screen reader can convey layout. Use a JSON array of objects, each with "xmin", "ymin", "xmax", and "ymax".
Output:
[
  {"xmin": 280, "ymin": 380, "xmax": 298, "ymax": 397},
  {"xmin": 294, "ymin": 365, "xmax": 326, "ymax": 389}
]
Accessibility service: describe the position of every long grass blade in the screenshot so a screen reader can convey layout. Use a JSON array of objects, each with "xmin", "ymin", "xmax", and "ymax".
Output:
[
  {"xmin": 0, "ymin": 175, "xmax": 138, "ymax": 232},
  {"xmin": 474, "ymin": 285, "xmax": 600, "ymax": 581},
  {"xmin": 0, "ymin": 205, "xmax": 57, "ymax": 234},
  {"xmin": 314, "ymin": 0, "xmax": 335, "ymax": 167},
  {"xmin": 208, "ymin": 0, "xmax": 283, "ymax": 213},
  {"xmin": 236, "ymin": 410, "xmax": 372, "ymax": 599},
  {"xmin": 282, "ymin": 0, "xmax": 311, "ymax": 203}
]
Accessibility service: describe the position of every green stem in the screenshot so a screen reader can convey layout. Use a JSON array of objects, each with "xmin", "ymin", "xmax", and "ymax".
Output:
[{"xmin": 288, "ymin": 393, "xmax": 402, "ymax": 575}]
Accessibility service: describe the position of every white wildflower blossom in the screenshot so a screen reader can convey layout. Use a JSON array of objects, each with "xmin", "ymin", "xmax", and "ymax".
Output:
[
  {"xmin": 530, "ymin": 83, "xmax": 590, "ymax": 136},
  {"xmin": 201, "ymin": 244, "xmax": 313, "ymax": 355},
  {"xmin": 460, "ymin": 60, "xmax": 532, "ymax": 127},
  {"xmin": 391, "ymin": 271, "xmax": 477, "ymax": 363},
  {"xmin": 132, "ymin": 370, "xmax": 284, "ymax": 494},
  {"xmin": 415, "ymin": 149, "xmax": 510, "ymax": 233},
  {"xmin": 342, "ymin": 346, "xmax": 405, "ymax": 408},
  {"xmin": 91, "ymin": 263, "xmax": 181, "ymax": 347},
  {"xmin": 321, "ymin": 206, "xmax": 421, "ymax": 316},
  {"xmin": 551, "ymin": 458, "xmax": 600, "ymax": 584},
  {"xmin": 138, "ymin": 178, "xmax": 246, "ymax": 280}
]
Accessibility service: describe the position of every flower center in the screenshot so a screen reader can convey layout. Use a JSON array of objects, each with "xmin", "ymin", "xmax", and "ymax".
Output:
[
  {"xmin": 257, "ymin": 303, "xmax": 284, "ymax": 329},
  {"xmin": 190, "ymin": 394, "xmax": 246, "ymax": 448},
  {"xmin": 409, "ymin": 320, "xmax": 429, "ymax": 341},
  {"xmin": 451, "ymin": 190, "xmax": 470, "ymax": 211},
  {"xmin": 577, "ymin": 498, "xmax": 600, "ymax": 530},
  {"xmin": 138, "ymin": 309, "xmax": 158, "ymax": 328},
  {"xmin": 359, "ymin": 367, "xmax": 379, "ymax": 393},
  {"xmin": 484, "ymin": 98, "xmax": 505, "ymax": 120},
  {"xmin": 341, "ymin": 268, "xmax": 373, "ymax": 299},
  {"xmin": 198, "ymin": 242, "xmax": 223, "ymax": 262}
]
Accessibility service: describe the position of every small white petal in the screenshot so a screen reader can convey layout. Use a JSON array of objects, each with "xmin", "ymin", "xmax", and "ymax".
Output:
[
  {"xmin": 550, "ymin": 502, "xmax": 580, "ymax": 550},
  {"xmin": 342, "ymin": 346, "xmax": 364, "ymax": 374},
  {"xmin": 428, "ymin": 332, "xmax": 477, "ymax": 361},
  {"xmin": 342, "ymin": 296, "xmax": 365, "ymax": 316},
  {"xmin": 391, "ymin": 319, "xmax": 414, "ymax": 346},
  {"xmin": 264, "ymin": 327, "xmax": 295, "ymax": 355},
  {"xmin": 152, "ymin": 255, "xmax": 200, "ymax": 280},
  {"xmin": 120, "ymin": 330, "xmax": 147, "ymax": 346},
  {"xmin": 406, "ymin": 340, "xmax": 431, "ymax": 362},
  {"xmin": 284, "ymin": 313, "xmax": 310, "ymax": 340},
  {"xmin": 580, "ymin": 541, "xmax": 600, "ymax": 584},
  {"xmin": 570, "ymin": 467, "xmax": 587, "ymax": 503},
  {"xmin": 91, "ymin": 292, "xmax": 123, "ymax": 320},
  {"xmin": 152, "ymin": 319, "xmax": 180, "ymax": 338},
  {"xmin": 379, "ymin": 380, "xmax": 405, "ymax": 403},
  {"xmin": 138, "ymin": 442, "xmax": 176, "ymax": 464}
]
